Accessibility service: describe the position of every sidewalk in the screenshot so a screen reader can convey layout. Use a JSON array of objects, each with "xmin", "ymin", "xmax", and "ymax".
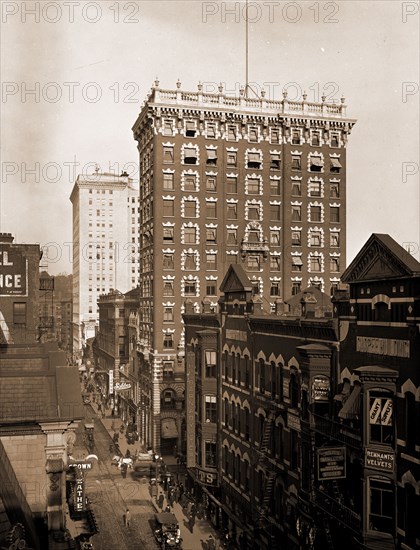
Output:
[{"xmin": 92, "ymin": 403, "xmax": 220, "ymax": 550}]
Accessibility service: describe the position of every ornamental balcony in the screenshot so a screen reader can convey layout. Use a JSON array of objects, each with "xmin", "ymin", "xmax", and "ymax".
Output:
[{"xmin": 240, "ymin": 239, "xmax": 269, "ymax": 258}]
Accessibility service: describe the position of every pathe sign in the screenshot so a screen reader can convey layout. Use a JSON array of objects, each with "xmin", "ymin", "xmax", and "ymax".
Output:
[{"xmin": 0, "ymin": 246, "xmax": 27, "ymax": 296}]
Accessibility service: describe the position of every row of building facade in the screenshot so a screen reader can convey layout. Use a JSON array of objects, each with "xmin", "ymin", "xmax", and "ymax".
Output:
[{"xmin": 182, "ymin": 233, "xmax": 419, "ymax": 550}]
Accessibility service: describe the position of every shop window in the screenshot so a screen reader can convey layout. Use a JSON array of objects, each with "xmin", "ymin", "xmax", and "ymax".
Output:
[
  {"xmin": 369, "ymin": 478, "xmax": 394, "ymax": 534},
  {"xmin": 369, "ymin": 391, "xmax": 393, "ymax": 445}
]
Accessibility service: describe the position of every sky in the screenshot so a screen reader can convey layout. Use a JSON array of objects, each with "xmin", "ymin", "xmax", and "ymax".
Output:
[{"xmin": 1, "ymin": 0, "xmax": 419, "ymax": 275}]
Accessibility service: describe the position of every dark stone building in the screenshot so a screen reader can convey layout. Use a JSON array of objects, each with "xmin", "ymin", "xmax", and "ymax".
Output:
[{"xmin": 183, "ymin": 234, "xmax": 420, "ymax": 550}]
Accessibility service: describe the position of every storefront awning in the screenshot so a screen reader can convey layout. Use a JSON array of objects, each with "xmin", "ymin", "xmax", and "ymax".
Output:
[{"xmin": 338, "ymin": 385, "xmax": 361, "ymax": 420}]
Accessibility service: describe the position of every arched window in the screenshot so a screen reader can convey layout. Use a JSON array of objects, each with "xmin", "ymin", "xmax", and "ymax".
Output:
[
  {"xmin": 374, "ymin": 301, "xmax": 389, "ymax": 322},
  {"xmin": 290, "ymin": 370, "xmax": 299, "ymax": 408},
  {"xmin": 244, "ymin": 408, "xmax": 250, "ymax": 441}
]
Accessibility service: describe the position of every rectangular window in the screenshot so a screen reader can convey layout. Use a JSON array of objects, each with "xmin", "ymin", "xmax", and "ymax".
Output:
[
  {"xmin": 247, "ymin": 255, "xmax": 260, "ymax": 271},
  {"xmin": 270, "ymin": 204, "xmax": 281, "ymax": 221},
  {"xmin": 291, "ymin": 181, "xmax": 301, "ymax": 196},
  {"xmin": 184, "ymin": 174, "xmax": 197, "ymax": 191},
  {"xmin": 270, "ymin": 153, "xmax": 281, "ymax": 170},
  {"xmin": 184, "ymin": 147, "xmax": 197, "ymax": 165},
  {"xmin": 227, "ymin": 176, "xmax": 237, "ymax": 194},
  {"xmin": 205, "ymin": 351, "xmax": 217, "ymax": 378},
  {"xmin": 206, "ymin": 123, "xmax": 216, "ymax": 138},
  {"xmin": 247, "ymin": 152, "xmax": 262, "ymax": 169},
  {"xmin": 248, "ymin": 205, "xmax": 260, "ymax": 220},
  {"xmin": 270, "ymin": 256, "xmax": 281, "ymax": 271},
  {"xmin": 184, "ymin": 253, "xmax": 196, "ymax": 270},
  {"xmin": 270, "ymin": 231, "xmax": 280, "ymax": 245},
  {"xmin": 292, "ymin": 130, "xmax": 301, "ymax": 145},
  {"xmin": 330, "ymin": 158, "xmax": 342, "ymax": 173},
  {"xmin": 184, "ymin": 281, "xmax": 197, "ymax": 295},
  {"xmin": 206, "ymin": 253, "xmax": 217, "ymax": 270},
  {"xmin": 13, "ymin": 303, "xmax": 26, "ymax": 325},
  {"xmin": 163, "ymin": 307, "xmax": 174, "ymax": 322},
  {"xmin": 369, "ymin": 479, "xmax": 394, "ymax": 534},
  {"xmin": 330, "ymin": 206, "xmax": 340, "ymax": 223},
  {"xmin": 308, "ymin": 181, "xmax": 322, "ymax": 197},
  {"xmin": 310, "ymin": 232, "xmax": 321, "ymax": 246},
  {"xmin": 330, "ymin": 182, "xmax": 339, "ymax": 197},
  {"xmin": 310, "ymin": 155, "xmax": 323, "ymax": 172},
  {"xmin": 270, "ymin": 179, "xmax": 281, "ymax": 195},
  {"xmin": 206, "ymin": 202, "xmax": 217, "ymax": 218},
  {"xmin": 205, "ymin": 396, "xmax": 217, "ymax": 423},
  {"xmin": 270, "ymin": 283, "xmax": 280, "ymax": 296},
  {"xmin": 311, "ymin": 132, "xmax": 320, "ymax": 146},
  {"xmin": 328, "ymin": 256, "xmax": 339, "ymax": 272},
  {"xmin": 227, "ymin": 204, "xmax": 237, "ymax": 219},
  {"xmin": 227, "ymin": 151, "xmax": 237, "ymax": 167},
  {"xmin": 330, "ymin": 133, "xmax": 339, "ymax": 147},
  {"xmin": 163, "ymin": 227, "xmax": 174, "ymax": 242},
  {"xmin": 184, "ymin": 227, "xmax": 197, "ymax": 244},
  {"xmin": 291, "ymin": 205, "xmax": 301, "ymax": 221},
  {"xmin": 206, "ymin": 282, "xmax": 217, "ymax": 295},
  {"xmin": 185, "ymin": 121, "xmax": 197, "ymax": 137},
  {"xmin": 310, "ymin": 205, "xmax": 322, "ymax": 222},
  {"xmin": 227, "ymin": 229, "xmax": 237, "ymax": 245},
  {"xmin": 184, "ymin": 201, "xmax": 197, "ymax": 218},
  {"xmin": 292, "ymin": 256, "xmax": 303, "ymax": 272},
  {"xmin": 163, "ymin": 199, "xmax": 174, "ymax": 217},
  {"xmin": 163, "ymin": 361, "xmax": 174, "ymax": 378},
  {"xmin": 205, "ymin": 441, "xmax": 217, "ymax": 467},
  {"xmin": 270, "ymin": 128, "xmax": 280, "ymax": 144},
  {"xmin": 310, "ymin": 257, "xmax": 321, "ymax": 271},
  {"xmin": 330, "ymin": 232, "xmax": 340, "ymax": 247},
  {"xmin": 206, "ymin": 176, "xmax": 216, "ymax": 192},
  {"xmin": 163, "ymin": 334, "xmax": 174, "ymax": 349},
  {"xmin": 369, "ymin": 393, "xmax": 393, "ymax": 444},
  {"xmin": 248, "ymin": 127, "xmax": 258, "ymax": 142},
  {"xmin": 247, "ymin": 178, "xmax": 259, "ymax": 194},
  {"xmin": 206, "ymin": 149, "xmax": 217, "ymax": 166},
  {"xmin": 163, "ymin": 281, "xmax": 174, "ymax": 296},
  {"xmin": 163, "ymin": 147, "xmax": 174, "ymax": 164},
  {"xmin": 292, "ymin": 281, "xmax": 301, "ymax": 295},
  {"xmin": 291, "ymin": 156, "xmax": 301, "ymax": 171},
  {"xmin": 163, "ymin": 254, "xmax": 174, "ymax": 270},
  {"xmin": 206, "ymin": 228, "xmax": 217, "ymax": 243},
  {"xmin": 163, "ymin": 120, "xmax": 173, "ymax": 136},
  {"xmin": 227, "ymin": 126, "xmax": 237, "ymax": 140}
]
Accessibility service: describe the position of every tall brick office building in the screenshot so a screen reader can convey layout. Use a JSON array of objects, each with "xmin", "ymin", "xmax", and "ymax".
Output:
[{"xmin": 132, "ymin": 80, "xmax": 356, "ymax": 453}]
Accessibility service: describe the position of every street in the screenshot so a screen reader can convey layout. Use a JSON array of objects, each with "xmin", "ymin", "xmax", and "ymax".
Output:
[{"xmin": 75, "ymin": 405, "xmax": 159, "ymax": 550}]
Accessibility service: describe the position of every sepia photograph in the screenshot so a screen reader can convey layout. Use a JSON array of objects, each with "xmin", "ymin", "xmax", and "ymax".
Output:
[{"xmin": 0, "ymin": 1, "xmax": 419, "ymax": 549}]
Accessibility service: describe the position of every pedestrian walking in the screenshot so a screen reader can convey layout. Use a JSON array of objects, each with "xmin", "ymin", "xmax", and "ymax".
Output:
[
  {"xmin": 169, "ymin": 491, "xmax": 175, "ymax": 507},
  {"xmin": 188, "ymin": 514, "xmax": 195, "ymax": 533},
  {"xmin": 164, "ymin": 504, "xmax": 171, "ymax": 513},
  {"xmin": 124, "ymin": 508, "xmax": 131, "ymax": 527},
  {"xmin": 158, "ymin": 494, "xmax": 164, "ymax": 509}
]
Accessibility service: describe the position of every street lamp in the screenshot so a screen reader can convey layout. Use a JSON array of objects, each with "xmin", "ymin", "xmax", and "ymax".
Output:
[{"xmin": 154, "ymin": 454, "xmax": 160, "ymax": 482}]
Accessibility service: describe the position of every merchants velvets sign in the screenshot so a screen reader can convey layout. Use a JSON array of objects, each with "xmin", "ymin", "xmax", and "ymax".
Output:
[{"xmin": 0, "ymin": 245, "xmax": 27, "ymax": 296}]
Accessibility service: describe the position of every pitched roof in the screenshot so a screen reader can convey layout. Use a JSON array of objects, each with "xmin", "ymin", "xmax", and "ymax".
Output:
[
  {"xmin": 285, "ymin": 286, "xmax": 332, "ymax": 308},
  {"xmin": 342, "ymin": 233, "xmax": 420, "ymax": 283},
  {"xmin": 0, "ymin": 343, "xmax": 83, "ymax": 423},
  {"xmin": 219, "ymin": 264, "xmax": 253, "ymax": 293}
]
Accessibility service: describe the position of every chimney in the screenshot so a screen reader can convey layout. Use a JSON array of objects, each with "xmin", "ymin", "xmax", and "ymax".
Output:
[{"xmin": 0, "ymin": 233, "xmax": 14, "ymax": 243}]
